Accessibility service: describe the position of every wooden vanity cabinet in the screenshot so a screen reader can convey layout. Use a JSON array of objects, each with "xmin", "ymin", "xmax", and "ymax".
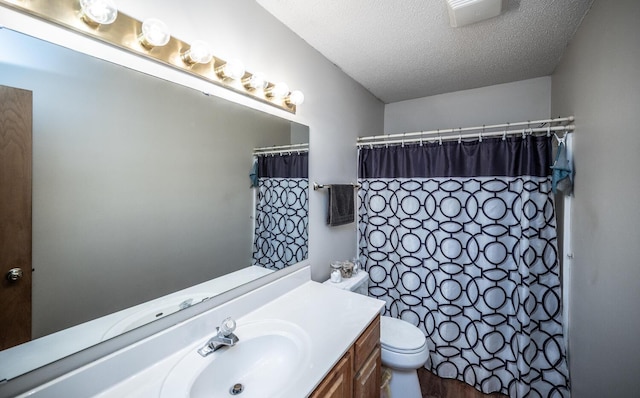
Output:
[
  {"xmin": 310, "ymin": 315, "xmax": 381, "ymax": 398},
  {"xmin": 310, "ymin": 349, "xmax": 354, "ymax": 398}
]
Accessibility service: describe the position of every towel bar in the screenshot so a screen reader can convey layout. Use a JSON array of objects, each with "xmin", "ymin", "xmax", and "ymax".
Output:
[{"xmin": 313, "ymin": 182, "xmax": 361, "ymax": 191}]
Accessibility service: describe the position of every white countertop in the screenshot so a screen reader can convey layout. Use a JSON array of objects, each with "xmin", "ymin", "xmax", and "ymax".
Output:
[
  {"xmin": 238, "ymin": 281, "xmax": 384, "ymax": 395},
  {"xmin": 91, "ymin": 280, "xmax": 384, "ymax": 397}
]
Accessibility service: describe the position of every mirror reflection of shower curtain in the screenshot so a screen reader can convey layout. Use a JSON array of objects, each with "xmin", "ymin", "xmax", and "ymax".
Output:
[
  {"xmin": 358, "ymin": 136, "xmax": 570, "ymax": 397},
  {"xmin": 252, "ymin": 153, "xmax": 308, "ymax": 270}
]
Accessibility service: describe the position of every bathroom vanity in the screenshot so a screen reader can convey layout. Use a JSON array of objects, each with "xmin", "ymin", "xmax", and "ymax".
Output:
[{"xmin": 10, "ymin": 267, "xmax": 384, "ymax": 397}]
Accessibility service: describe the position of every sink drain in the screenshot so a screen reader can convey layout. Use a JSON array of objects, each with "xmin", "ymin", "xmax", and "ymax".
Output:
[{"xmin": 230, "ymin": 383, "xmax": 244, "ymax": 395}]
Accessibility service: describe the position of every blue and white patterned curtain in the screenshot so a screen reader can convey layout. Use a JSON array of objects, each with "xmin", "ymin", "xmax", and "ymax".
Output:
[
  {"xmin": 358, "ymin": 136, "xmax": 570, "ymax": 397},
  {"xmin": 252, "ymin": 152, "xmax": 308, "ymax": 270}
]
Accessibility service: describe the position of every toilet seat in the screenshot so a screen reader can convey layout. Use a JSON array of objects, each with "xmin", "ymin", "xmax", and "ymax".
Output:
[
  {"xmin": 380, "ymin": 316, "xmax": 427, "ymax": 353},
  {"xmin": 382, "ymin": 341, "xmax": 427, "ymax": 354}
]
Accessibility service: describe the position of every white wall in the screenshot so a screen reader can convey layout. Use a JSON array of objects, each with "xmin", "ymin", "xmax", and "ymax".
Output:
[
  {"xmin": 384, "ymin": 76, "xmax": 551, "ymax": 134},
  {"xmin": 551, "ymin": 0, "xmax": 640, "ymax": 396},
  {"xmin": 0, "ymin": 1, "xmax": 384, "ymax": 292}
]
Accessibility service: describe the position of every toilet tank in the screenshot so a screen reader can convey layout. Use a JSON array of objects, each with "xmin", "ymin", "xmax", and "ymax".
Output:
[{"xmin": 323, "ymin": 270, "xmax": 369, "ymax": 295}]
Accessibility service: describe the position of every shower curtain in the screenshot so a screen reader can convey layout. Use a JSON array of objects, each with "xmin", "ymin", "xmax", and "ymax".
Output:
[
  {"xmin": 252, "ymin": 152, "xmax": 308, "ymax": 270},
  {"xmin": 358, "ymin": 137, "xmax": 570, "ymax": 397}
]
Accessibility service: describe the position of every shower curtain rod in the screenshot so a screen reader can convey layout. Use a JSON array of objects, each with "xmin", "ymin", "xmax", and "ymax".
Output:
[
  {"xmin": 357, "ymin": 116, "xmax": 575, "ymax": 145},
  {"xmin": 253, "ymin": 143, "xmax": 309, "ymax": 156},
  {"xmin": 357, "ymin": 124, "xmax": 574, "ymax": 148}
]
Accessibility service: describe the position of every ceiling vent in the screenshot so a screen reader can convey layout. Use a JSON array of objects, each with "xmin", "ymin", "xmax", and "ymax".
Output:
[{"xmin": 446, "ymin": 0, "xmax": 508, "ymax": 27}]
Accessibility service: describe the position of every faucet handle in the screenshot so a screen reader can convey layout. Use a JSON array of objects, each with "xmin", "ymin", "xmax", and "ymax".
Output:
[{"xmin": 218, "ymin": 317, "xmax": 236, "ymax": 337}]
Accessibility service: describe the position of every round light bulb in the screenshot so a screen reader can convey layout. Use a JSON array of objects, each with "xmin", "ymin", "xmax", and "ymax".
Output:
[
  {"xmin": 182, "ymin": 40, "xmax": 213, "ymax": 65},
  {"xmin": 80, "ymin": 0, "xmax": 118, "ymax": 25},
  {"xmin": 268, "ymin": 82, "xmax": 290, "ymax": 99},
  {"xmin": 243, "ymin": 73, "xmax": 267, "ymax": 90},
  {"xmin": 222, "ymin": 59, "xmax": 245, "ymax": 80},
  {"xmin": 140, "ymin": 18, "xmax": 170, "ymax": 48},
  {"xmin": 287, "ymin": 90, "xmax": 305, "ymax": 106}
]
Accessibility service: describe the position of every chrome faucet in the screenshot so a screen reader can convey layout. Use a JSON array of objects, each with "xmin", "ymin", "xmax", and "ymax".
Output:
[{"xmin": 197, "ymin": 317, "xmax": 239, "ymax": 357}]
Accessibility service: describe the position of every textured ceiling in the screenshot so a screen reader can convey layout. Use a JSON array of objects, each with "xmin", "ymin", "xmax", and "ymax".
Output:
[{"xmin": 256, "ymin": 0, "xmax": 594, "ymax": 103}]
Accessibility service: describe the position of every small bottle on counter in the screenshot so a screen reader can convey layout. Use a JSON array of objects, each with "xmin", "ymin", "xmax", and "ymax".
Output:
[
  {"xmin": 330, "ymin": 269, "xmax": 342, "ymax": 283},
  {"xmin": 341, "ymin": 261, "xmax": 354, "ymax": 278},
  {"xmin": 351, "ymin": 257, "xmax": 361, "ymax": 274},
  {"xmin": 330, "ymin": 261, "xmax": 343, "ymax": 283}
]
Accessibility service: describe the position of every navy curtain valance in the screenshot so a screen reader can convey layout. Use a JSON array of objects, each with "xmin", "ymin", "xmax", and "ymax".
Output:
[
  {"xmin": 359, "ymin": 136, "xmax": 553, "ymax": 179},
  {"xmin": 258, "ymin": 152, "xmax": 308, "ymax": 179}
]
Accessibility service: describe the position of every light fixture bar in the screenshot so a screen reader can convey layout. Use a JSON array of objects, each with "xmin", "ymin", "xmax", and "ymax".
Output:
[{"xmin": 0, "ymin": 0, "xmax": 300, "ymax": 114}]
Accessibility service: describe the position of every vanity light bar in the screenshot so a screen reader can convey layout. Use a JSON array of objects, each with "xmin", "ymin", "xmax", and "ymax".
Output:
[{"xmin": 0, "ymin": 0, "xmax": 303, "ymax": 113}]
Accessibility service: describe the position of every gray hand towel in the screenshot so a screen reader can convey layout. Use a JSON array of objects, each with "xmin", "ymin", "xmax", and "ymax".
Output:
[{"xmin": 327, "ymin": 185, "xmax": 354, "ymax": 226}]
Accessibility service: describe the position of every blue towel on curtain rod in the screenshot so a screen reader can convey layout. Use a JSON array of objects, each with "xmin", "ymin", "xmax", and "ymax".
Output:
[{"xmin": 551, "ymin": 135, "xmax": 574, "ymax": 194}]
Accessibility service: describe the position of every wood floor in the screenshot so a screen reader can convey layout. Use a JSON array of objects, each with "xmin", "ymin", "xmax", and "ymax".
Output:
[{"xmin": 417, "ymin": 368, "xmax": 509, "ymax": 398}]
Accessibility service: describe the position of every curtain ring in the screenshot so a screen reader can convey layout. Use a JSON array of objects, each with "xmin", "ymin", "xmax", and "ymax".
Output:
[
  {"xmin": 458, "ymin": 127, "xmax": 462, "ymax": 144},
  {"xmin": 522, "ymin": 129, "xmax": 526, "ymax": 139},
  {"xmin": 419, "ymin": 132, "xmax": 424, "ymax": 146},
  {"xmin": 547, "ymin": 125, "xmax": 551, "ymax": 137}
]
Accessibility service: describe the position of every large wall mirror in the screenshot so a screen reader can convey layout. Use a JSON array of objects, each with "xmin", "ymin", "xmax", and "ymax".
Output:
[{"xmin": 0, "ymin": 28, "xmax": 308, "ymax": 380}]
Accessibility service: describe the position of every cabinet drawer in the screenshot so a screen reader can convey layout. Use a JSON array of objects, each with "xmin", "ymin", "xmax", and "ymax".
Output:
[{"xmin": 354, "ymin": 315, "xmax": 380, "ymax": 372}]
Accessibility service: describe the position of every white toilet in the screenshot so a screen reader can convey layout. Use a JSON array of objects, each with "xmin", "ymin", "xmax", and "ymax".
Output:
[{"xmin": 324, "ymin": 271, "xmax": 429, "ymax": 398}]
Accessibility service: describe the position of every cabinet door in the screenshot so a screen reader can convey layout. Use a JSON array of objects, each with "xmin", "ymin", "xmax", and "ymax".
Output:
[
  {"xmin": 354, "ymin": 316, "xmax": 380, "ymax": 372},
  {"xmin": 310, "ymin": 349, "xmax": 354, "ymax": 398},
  {"xmin": 354, "ymin": 346, "xmax": 381, "ymax": 398}
]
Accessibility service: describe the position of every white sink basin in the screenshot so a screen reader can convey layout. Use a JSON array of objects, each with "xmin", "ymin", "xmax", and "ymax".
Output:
[{"xmin": 160, "ymin": 319, "xmax": 311, "ymax": 398}]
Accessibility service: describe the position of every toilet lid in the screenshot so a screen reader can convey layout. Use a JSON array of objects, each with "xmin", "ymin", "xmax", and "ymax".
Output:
[{"xmin": 380, "ymin": 316, "xmax": 427, "ymax": 354}]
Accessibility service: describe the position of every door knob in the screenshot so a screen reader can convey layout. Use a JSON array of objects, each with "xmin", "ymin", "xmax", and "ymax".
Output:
[{"xmin": 6, "ymin": 268, "xmax": 23, "ymax": 282}]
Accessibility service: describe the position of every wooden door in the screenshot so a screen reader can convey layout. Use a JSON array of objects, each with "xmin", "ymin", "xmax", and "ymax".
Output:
[{"xmin": 0, "ymin": 85, "xmax": 33, "ymax": 350}]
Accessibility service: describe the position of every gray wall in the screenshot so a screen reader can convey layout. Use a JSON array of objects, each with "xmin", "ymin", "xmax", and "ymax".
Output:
[
  {"xmin": 384, "ymin": 77, "xmax": 551, "ymax": 134},
  {"xmin": 551, "ymin": 0, "xmax": 640, "ymax": 396},
  {"xmin": 1, "ymin": 29, "xmax": 292, "ymax": 337},
  {"xmin": 116, "ymin": 0, "xmax": 385, "ymax": 284}
]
